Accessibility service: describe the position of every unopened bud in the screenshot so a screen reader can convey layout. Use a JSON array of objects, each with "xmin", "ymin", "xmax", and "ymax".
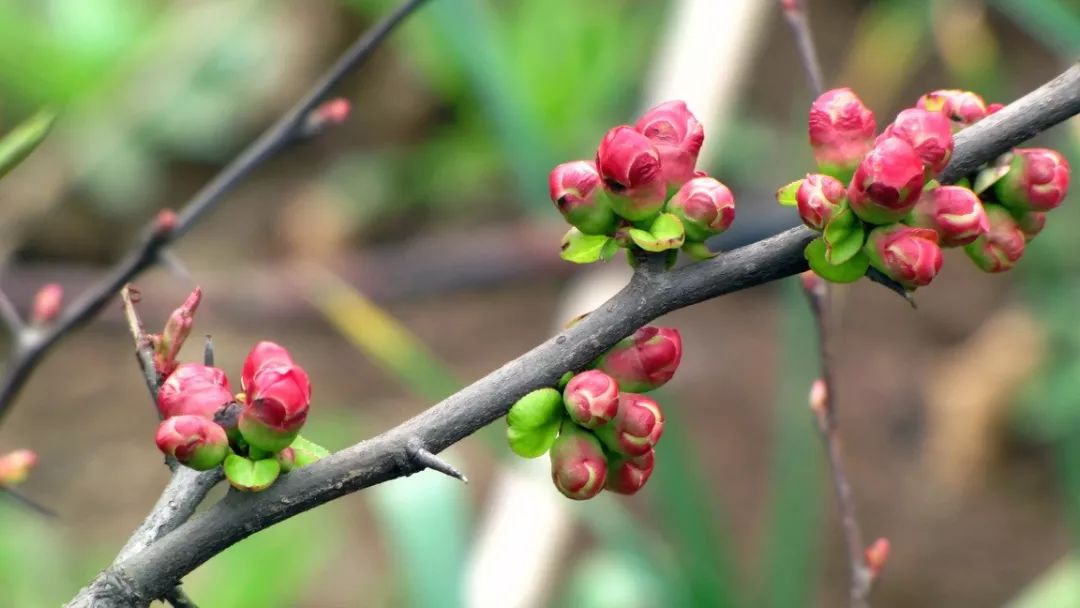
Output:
[
  {"xmin": 864, "ymin": 224, "xmax": 943, "ymax": 289},
  {"xmin": 594, "ymin": 393, "xmax": 664, "ymax": 457},
  {"xmin": 276, "ymin": 446, "xmax": 296, "ymax": 473},
  {"xmin": 994, "ymin": 148, "xmax": 1070, "ymax": 213},
  {"xmin": 31, "ymin": 283, "xmax": 62, "ymax": 325},
  {"xmin": 808, "ymin": 88, "xmax": 876, "ymax": 181},
  {"xmin": 907, "ymin": 185, "xmax": 988, "ymax": 247},
  {"xmin": 594, "ymin": 326, "xmax": 682, "ymax": 393},
  {"xmin": 796, "ymin": 174, "xmax": 846, "ymax": 230},
  {"xmin": 916, "ymin": 89, "xmax": 988, "ymax": 125},
  {"xmin": 302, "ymin": 98, "xmax": 352, "ymax": 137},
  {"xmin": 155, "ymin": 415, "xmax": 229, "ymax": 471},
  {"xmin": 848, "ymin": 137, "xmax": 926, "ymax": 224},
  {"xmin": 548, "ymin": 160, "xmax": 618, "ymax": 235},
  {"xmin": 666, "ymin": 176, "xmax": 735, "ymax": 241},
  {"xmin": 809, "ymin": 378, "xmax": 828, "ymax": 417},
  {"xmin": 563, "ymin": 370, "xmax": 620, "ymax": 429},
  {"xmin": 964, "ymin": 204, "xmax": 1025, "ymax": 273},
  {"xmin": 158, "ymin": 363, "xmax": 234, "ymax": 419},
  {"xmin": 633, "ymin": 100, "xmax": 705, "ymax": 190},
  {"xmin": 880, "ymin": 108, "xmax": 954, "ymax": 175},
  {"xmin": 595, "ymin": 126, "xmax": 667, "ymax": 221},
  {"xmin": 1015, "ymin": 210, "xmax": 1046, "ymax": 241},
  {"xmin": 865, "ymin": 537, "xmax": 890, "ymax": 578},
  {"xmin": 155, "ymin": 286, "xmax": 202, "ymax": 377},
  {"xmin": 0, "ymin": 449, "xmax": 37, "ymax": 486},
  {"xmin": 155, "ymin": 209, "xmax": 178, "ymax": 236},
  {"xmin": 239, "ymin": 358, "xmax": 312, "ymax": 452},
  {"xmin": 549, "ymin": 424, "xmax": 608, "ymax": 500},
  {"xmin": 605, "ymin": 450, "xmax": 655, "ymax": 495}
]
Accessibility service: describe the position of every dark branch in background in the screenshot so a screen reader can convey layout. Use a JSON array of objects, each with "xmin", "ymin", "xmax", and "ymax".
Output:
[
  {"xmin": 65, "ymin": 65, "xmax": 1080, "ymax": 606},
  {"xmin": 780, "ymin": 0, "xmax": 825, "ymax": 96},
  {"xmin": 0, "ymin": 289, "xmax": 23, "ymax": 336},
  {"xmin": 0, "ymin": 0, "xmax": 433, "ymax": 423}
]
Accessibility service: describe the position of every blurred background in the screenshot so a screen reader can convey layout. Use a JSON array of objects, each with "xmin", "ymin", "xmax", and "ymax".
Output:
[{"xmin": 0, "ymin": 0, "xmax": 1077, "ymax": 606}]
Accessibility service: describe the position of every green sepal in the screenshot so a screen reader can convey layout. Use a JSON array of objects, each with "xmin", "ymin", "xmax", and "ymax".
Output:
[
  {"xmin": 775, "ymin": 179, "xmax": 802, "ymax": 207},
  {"xmin": 560, "ymin": 228, "xmax": 618, "ymax": 264},
  {"xmin": 224, "ymin": 453, "xmax": 281, "ymax": 492},
  {"xmin": 681, "ymin": 241, "xmax": 716, "ymax": 260},
  {"xmin": 0, "ymin": 109, "xmax": 57, "ymax": 180},
  {"xmin": 972, "ymin": 163, "xmax": 1010, "ymax": 194},
  {"xmin": 805, "ymin": 237, "xmax": 869, "ymax": 283},
  {"xmin": 822, "ymin": 205, "xmax": 866, "ymax": 265},
  {"xmin": 507, "ymin": 420, "xmax": 561, "ymax": 458},
  {"xmin": 557, "ymin": 371, "xmax": 575, "ymax": 391},
  {"xmin": 627, "ymin": 213, "xmax": 685, "ymax": 252},
  {"xmin": 290, "ymin": 435, "xmax": 332, "ymax": 468}
]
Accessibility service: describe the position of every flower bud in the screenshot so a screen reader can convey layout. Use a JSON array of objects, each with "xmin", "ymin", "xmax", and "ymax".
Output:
[
  {"xmin": 157, "ymin": 363, "xmax": 234, "ymax": 419},
  {"xmin": 595, "ymin": 126, "xmax": 667, "ymax": 221},
  {"xmin": 880, "ymin": 108, "xmax": 953, "ymax": 175},
  {"xmin": 563, "ymin": 370, "xmax": 620, "ymax": 429},
  {"xmin": 155, "ymin": 286, "xmax": 202, "ymax": 377},
  {"xmin": 303, "ymin": 97, "xmax": 351, "ymax": 135},
  {"xmin": 154, "ymin": 209, "xmax": 178, "ymax": 236},
  {"xmin": 1015, "ymin": 210, "xmax": 1046, "ymax": 241},
  {"xmin": 241, "ymin": 341, "xmax": 296, "ymax": 392},
  {"xmin": 916, "ymin": 89, "xmax": 988, "ymax": 125},
  {"xmin": 796, "ymin": 174, "xmax": 846, "ymax": 230},
  {"xmin": 865, "ymin": 537, "xmax": 890, "ymax": 578},
  {"xmin": 666, "ymin": 176, "xmax": 735, "ymax": 241},
  {"xmin": 907, "ymin": 185, "xmax": 988, "ymax": 247},
  {"xmin": 594, "ymin": 326, "xmax": 682, "ymax": 393},
  {"xmin": 549, "ymin": 424, "xmax": 608, "ymax": 500},
  {"xmin": 808, "ymin": 88, "xmax": 876, "ymax": 180},
  {"xmin": 964, "ymin": 204, "xmax": 1025, "ymax": 273},
  {"xmin": 633, "ymin": 100, "xmax": 705, "ymax": 189},
  {"xmin": 155, "ymin": 415, "xmax": 229, "ymax": 470},
  {"xmin": 31, "ymin": 283, "xmax": 62, "ymax": 325},
  {"xmin": 808, "ymin": 378, "xmax": 828, "ymax": 417},
  {"xmin": 276, "ymin": 447, "xmax": 296, "ymax": 473},
  {"xmin": 548, "ymin": 160, "xmax": 618, "ymax": 235},
  {"xmin": 239, "ymin": 361, "xmax": 312, "ymax": 452},
  {"xmin": 848, "ymin": 137, "xmax": 926, "ymax": 224},
  {"xmin": 595, "ymin": 393, "xmax": 664, "ymax": 457},
  {"xmin": 605, "ymin": 450, "xmax": 655, "ymax": 495},
  {"xmin": 0, "ymin": 449, "xmax": 37, "ymax": 486},
  {"xmin": 994, "ymin": 148, "xmax": 1070, "ymax": 213},
  {"xmin": 864, "ymin": 224, "xmax": 943, "ymax": 289}
]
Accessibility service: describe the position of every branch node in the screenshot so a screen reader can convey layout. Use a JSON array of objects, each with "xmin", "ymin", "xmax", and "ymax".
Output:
[{"xmin": 405, "ymin": 440, "xmax": 467, "ymax": 483}]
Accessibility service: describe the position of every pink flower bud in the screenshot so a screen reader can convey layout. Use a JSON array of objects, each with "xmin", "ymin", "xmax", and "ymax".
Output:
[
  {"xmin": 808, "ymin": 88, "xmax": 876, "ymax": 179},
  {"xmin": 605, "ymin": 450, "xmax": 655, "ymax": 495},
  {"xmin": 907, "ymin": 185, "xmax": 988, "ymax": 247},
  {"xmin": 595, "ymin": 126, "xmax": 667, "ymax": 221},
  {"xmin": 796, "ymin": 174, "xmax": 846, "ymax": 230},
  {"xmin": 157, "ymin": 363, "xmax": 234, "ymax": 419},
  {"xmin": 986, "ymin": 103, "xmax": 1004, "ymax": 115},
  {"xmin": 865, "ymin": 538, "xmax": 890, "ymax": 578},
  {"xmin": 666, "ymin": 176, "xmax": 735, "ymax": 241},
  {"xmin": 1015, "ymin": 211, "xmax": 1047, "ymax": 241},
  {"xmin": 994, "ymin": 148, "xmax": 1070, "ymax": 213},
  {"xmin": 276, "ymin": 446, "xmax": 296, "ymax": 473},
  {"xmin": 562, "ymin": 370, "xmax": 620, "ymax": 429},
  {"xmin": 31, "ymin": 283, "xmax": 62, "ymax": 325},
  {"xmin": 916, "ymin": 89, "xmax": 988, "ymax": 125},
  {"xmin": 964, "ymin": 204, "xmax": 1025, "ymax": 273},
  {"xmin": 634, "ymin": 100, "xmax": 705, "ymax": 189},
  {"xmin": 864, "ymin": 225, "xmax": 943, "ymax": 289},
  {"xmin": 848, "ymin": 137, "xmax": 926, "ymax": 224},
  {"xmin": 808, "ymin": 378, "xmax": 828, "ymax": 417},
  {"xmin": 548, "ymin": 160, "xmax": 617, "ymax": 235},
  {"xmin": 549, "ymin": 424, "xmax": 608, "ymax": 500},
  {"xmin": 155, "ymin": 209, "xmax": 178, "ymax": 236},
  {"xmin": 154, "ymin": 286, "xmax": 202, "ymax": 377},
  {"xmin": 155, "ymin": 415, "xmax": 229, "ymax": 471},
  {"xmin": 0, "ymin": 449, "xmax": 37, "ymax": 486},
  {"xmin": 594, "ymin": 326, "xmax": 682, "ymax": 393},
  {"xmin": 595, "ymin": 393, "xmax": 664, "ymax": 457},
  {"xmin": 241, "ymin": 341, "xmax": 296, "ymax": 393},
  {"xmin": 880, "ymin": 108, "xmax": 954, "ymax": 175},
  {"xmin": 239, "ymin": 358, "xmax": 312, "ymax": 452}
]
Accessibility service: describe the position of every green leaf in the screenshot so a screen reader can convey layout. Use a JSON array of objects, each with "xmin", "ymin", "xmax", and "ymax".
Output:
[
  {"xmin": 628, "ymin": 213, "xmax": 686, "ymax": 252},
  {"xmin": 507, "ymin": 420, "xmax": 561, "ymax": 458},
  {"xmin": 682, "ymin": 241, "xmax": 716, "ymax": 260},
  {"xmin": 775, "ymin": 179, "xmax": 802, "ymax": 207},
  {"xmin": 973, "ymin": 163, "xmax": 1010, "ymax": 194},
  {"xmin": 507, "ymin": 388, "xmax": 563, "ymax": 429},
  {"xmin": 290, "ymin": 435, "xmax": 332, "ymax": 468},
  {"xmin": 805, "ymin": 238, "xmax": 869, "ymax": 283},
  {"xmin": 223, "ymin": 454, "xmax": 281, "ymax": 492},
  {"xmin": 0, "ymin": 109, "xmax": 56, "ymax": 180},
  {"xmin": 822, "ymin": 206, "xmax": 866, "ymax": 265},
  {"xmin": 561, "ymin": 228, "xmax": 616, "ymax": 263}
]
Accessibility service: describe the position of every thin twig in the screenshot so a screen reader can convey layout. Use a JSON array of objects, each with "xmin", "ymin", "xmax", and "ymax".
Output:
[
  {"xmin": 120, "ymin": 286, "xmax": 159, "ymax": 400},
  {"xmin": 66, "ymin": 62, "xmax": 1080, "ymax": 608},
  {"xmin": 0, "ymin": 289, "xmax": 23, "ymax": 334},
  {"xmin": 162, "ymin": 587, "xmax": 199, "ymax": 608},
  {"xmin": 0, "ymin": 0, "xmax": 433, "ymax": 423},
  {"xmin": 780, "ymin": 0, "xmax": 826, "ymax": 96}
]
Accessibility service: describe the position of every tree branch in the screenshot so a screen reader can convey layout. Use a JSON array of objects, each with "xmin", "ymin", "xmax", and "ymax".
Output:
[
  {"xmin": 0, "ymin": 0, "xmax": 432, "ymax": 423},
  {"xmin": 780, "ymin": 0, "xmax": 826, "ymax": 95},
  {"xmin": 68, "ymin": 63, "xmax": 1080, "ymax": 607}
]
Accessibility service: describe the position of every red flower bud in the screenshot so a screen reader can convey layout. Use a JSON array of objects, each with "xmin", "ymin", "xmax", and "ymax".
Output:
[
  {"xmin": 666, "ymin": 176, "xmax": 735, "ymax": 241},
  {"xmin": 594, "ymin": 326, "xmax": 682, "ymax": 393},
  {"xmin": 634, "ymin": 100, "xmax": 705, "ymax": 189},
  {"xmin": 155, "ymin": 286, "xmax": 202, "ymax": 377},
  {"xmin": 154, "ymin": 209, "xmax": 178, "ymax": 236},
  {"xmin": 563, "ymin": 370, "xmax": 620, "ymax": 429},
  {"xmin": 865, "ymin": 538, "xmax": 890, "ymax": 578},
  {"xmin": 548, "ymin": 160, "xmax": 618, "ymax": 235},
  {"xmin": 916, "ymin": 89, "xmax": 988, "ymax": 125},
  {"xmin": 796, "ymin": 174, "xmax": 846, "ymax": 230},
  {"xmin": 605, "ymin": 450, "xmax": 655, "ymax": 495},
  {"xmin": 595, "ymin": 126, "xmax": 667, "ymax": 221},
  {"xmin": 157, "ymin": 363, "xmax": 233, "ymax": 419},
  {"xmin": 994, "ymin": 148, "xmax": 1070, "ymax": 213},
  {"xmin": 880, "ymin": 108, "xmax": 954, "ymax": 175},
  {"xmin": 239, "ymin": 357, "xmax": 312, "ymax": 452},
  {"xmin": 549, "ymin": 424, "xmax": 608, "ymax": 500},
  {"xmin": 986, "ymin": 103, "xmax": 1004, "ymax": 115},
  {"xmin": 155, "ymin": 415, "xmax": 229, "ymax": 471},
  {"xmin": 30, "ymin": 283, "xmax": 62, "ymax": 325},
  {"xmin": 808, "ymin": 88, "xmax": 876, "ymax": 179},
  {"xmin": 595, "ymin": 393, "xmax": 664, "ymax": 457},
  {"xmin": 864, "ymin": 225, "xmax": 943, "ymax": 289},
  {"xmin": 241, "ymin": 341, "xmax": 296, "ymax": 393},
  {"xmin": 907, "ymin": 185, "xmax": 988, "ymax": 247},
  {"xmin": 1015, "ymin": 210, "xmax": 1046, "ymax": 241},
  {"xmin": 964, "ymin": 204, "xmax": 1025, "ymax": 273},
  {"xmin": 0, "ymin": 449, "xmax": 37, "ymax": 486},
  {"xmin": 276, "ymin": 446, "xmax": 296, "ymax": 473},
  {"xmin": 848, "ymin": 137, "xmax": 926, "ymax": 224}
]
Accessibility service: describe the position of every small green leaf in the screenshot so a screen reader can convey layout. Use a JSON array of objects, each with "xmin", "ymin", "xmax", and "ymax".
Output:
[
  {"xmin": 682, "ymin": 241, "xmax": 716, "ymax": 260},
  {"xmin": 561, "ymin": 228, "xmax": 616, "ymax": 264},
  {"xmin": 776, "ymin": 179, "xmax": 803, "ymax": 207},
  {"xmin": 290, "ymin": 435, "xmax": 332, "ymax": 468},
  {"xmin": 507, "ymin": 388, "xmax": 563, "ymax": 429},
  {"xmin": 507, "ymin": 420, "xmax": 561, "ymax": 458},
  {"xmin": 822, "ymin": 206, "xmax": 866, "ymax": 265},
  {"xmin": 805, "ymin": 238, "xmax": 869, "ymax": 283},
  {"xmin": 973, "ymin": 164, "xmax": 1010, "ymax": 194},
  {"xmin": 0, "ymin": 110, "xmax": 57, "ymax": 180},
  {"xmin": 224, "ymin": 454, "xmax": 281, "ymax": 492},
  {"xmin": 628, "ymin": 213, "xmax": 685, "ymax": 252}
]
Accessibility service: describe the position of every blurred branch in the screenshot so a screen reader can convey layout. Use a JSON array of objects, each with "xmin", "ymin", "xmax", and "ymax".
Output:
[
  {"xmin": 780, "ymin": 0, "xmax": 826, "ymax": 95},
  {"xmin": 66, "ymin": 65, "xmax": 1080, "ymax": 606},
  {"xmin": 0, "ymin": 289, "xmax": 22, "ymax": 335},
  {"xmin": 0, "ymin": 0, "xmax": 432, "ymax": 423}
]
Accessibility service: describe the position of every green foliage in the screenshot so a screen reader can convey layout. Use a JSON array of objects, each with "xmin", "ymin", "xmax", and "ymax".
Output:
[
  {"xmin": 627, "ymin": 213, "xmax": 686, "ymax": 253},
  {"xmin": 805, "ymin": 238, "xmax": 870, "ymax": 283},
  {"xmin": 223, "ymin": 453, "xmax": 281, "ymax": 492},
  {"xmin": 0, "ymin": 109, "xmax": 56, "ymax": 179},
  {"xmin": 822, "ymin": 206, "xmax": 865, "ymax": 265},
  {"xmin": 561, "ymin": 229, "xmax": 619, "ymax": 264}
]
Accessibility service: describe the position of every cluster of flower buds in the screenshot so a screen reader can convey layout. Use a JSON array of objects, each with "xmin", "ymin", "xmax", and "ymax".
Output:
[
  {"xmin": 779, "ymin": 87, "xmax": 1070, "ymax": 288},
  {"xmin": 550, "ymin": 101, "xmax": 735, "ymax": 265},
  {"xmin": 505, "ymin": 325, "xmax": 681, "ymax": 499},
  {"xmin": 150, "ymin": 290, "xmax": 324, "ymax": 491}
]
